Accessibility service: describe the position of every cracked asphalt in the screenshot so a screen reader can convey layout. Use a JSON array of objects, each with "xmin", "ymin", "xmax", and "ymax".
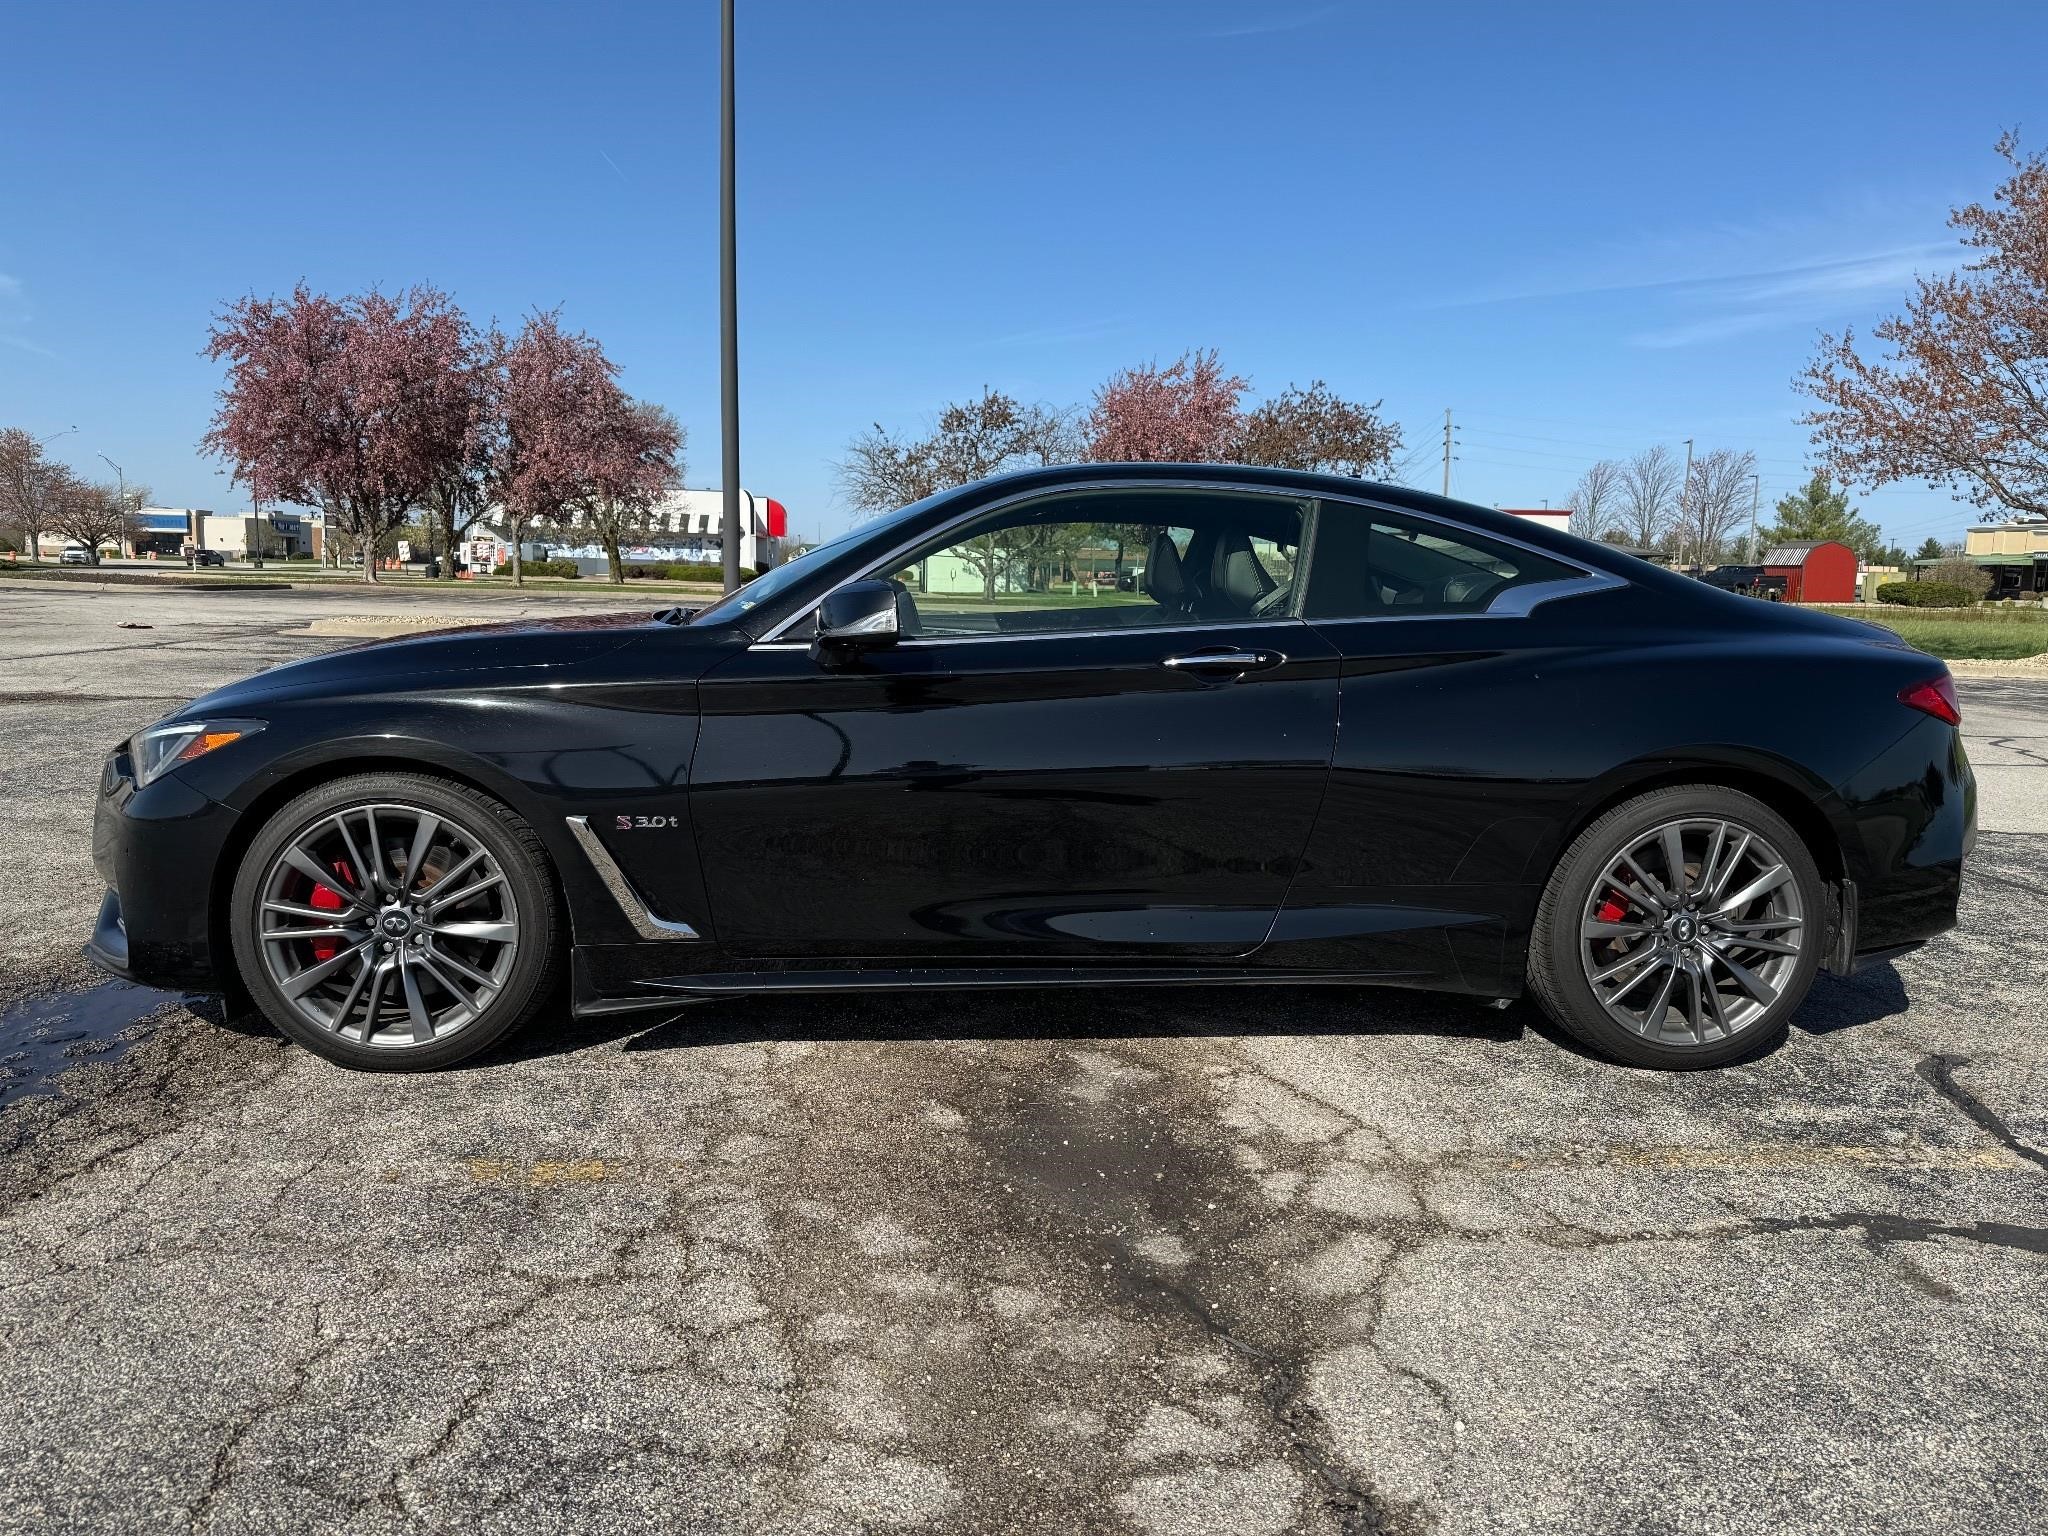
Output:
[{"xmin": 3, "ymin": 581, "xmax": 2046, "ymax": 1535}]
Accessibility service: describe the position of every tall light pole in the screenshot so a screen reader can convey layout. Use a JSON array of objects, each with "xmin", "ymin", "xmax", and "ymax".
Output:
[
  {"xmin": 718, "ymin": 0, "xmax": 742, "ymax": 596},
  {"xmin": 1747, "ymin": 472, "xmax": 1761, "ymax": 564},
  {"xmin": 98, "ymin": 453, "xmax": 127, "ymax": 561},
  {"xmin": 37, "ymin": 425, "xmax": 77, "ymax": 448},
  {"xmin": 1679, "ymin": 437, "xmax": 1694, "ymax": 568}
]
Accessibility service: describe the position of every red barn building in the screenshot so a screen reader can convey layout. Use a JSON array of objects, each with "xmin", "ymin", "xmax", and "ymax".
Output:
[{"xmin": 1761, "ymin": 540, "xmax": 1857, "ymax": 603}]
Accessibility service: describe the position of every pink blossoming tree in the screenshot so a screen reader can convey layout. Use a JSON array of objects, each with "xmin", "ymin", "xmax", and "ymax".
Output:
[
  {"xmin": 204, "ymin": 284, "xmax": 469, "ymax": 582},
  {"xmin": 1083, "ymin": 349, "xmax": 1248, "ymax": 463}
]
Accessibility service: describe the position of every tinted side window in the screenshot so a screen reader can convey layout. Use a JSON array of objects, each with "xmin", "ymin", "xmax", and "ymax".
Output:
[
  {"xmin": 854, "ymin": 489, "xmax": 1308, "ymax": 639},
  {"xmin": 1303, "ymin": 503, "xmax": 1580, "ymax": 618}
]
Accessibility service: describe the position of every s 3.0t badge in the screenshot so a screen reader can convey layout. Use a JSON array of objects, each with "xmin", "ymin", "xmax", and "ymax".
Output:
[{"xmin": 614, "ymin": 814, "xmax": 682, "ymax": 830}]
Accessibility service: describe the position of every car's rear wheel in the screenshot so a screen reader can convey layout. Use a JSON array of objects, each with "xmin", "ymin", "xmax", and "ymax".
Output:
[
  {"xmin": 1528, "ymin": 785, "xmax": 1824, "ymax": 1069},
  {"xmin": 229, "ymin": 772, "xmax": 562, "ymax": 1070}
]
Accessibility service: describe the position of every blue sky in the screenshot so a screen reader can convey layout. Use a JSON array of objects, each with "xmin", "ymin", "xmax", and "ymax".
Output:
[{"xmin": 3, "ymin": 0, "xmax": 2042, "ymax": 549}]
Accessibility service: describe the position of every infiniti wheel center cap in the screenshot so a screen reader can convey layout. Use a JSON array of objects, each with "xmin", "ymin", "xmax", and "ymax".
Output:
[
  {"xmin": 1670, "ymin": 914, "xmax": 1698, "ymax": 945},
  {"xmin": 381, "ymin": 910, "xmax": 414, "ymax": 938}
]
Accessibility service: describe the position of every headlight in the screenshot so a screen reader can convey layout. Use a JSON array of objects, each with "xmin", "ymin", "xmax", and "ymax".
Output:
[{"xmin": 129, "ymin": 719, "xmax": 265, "ymax": 788}]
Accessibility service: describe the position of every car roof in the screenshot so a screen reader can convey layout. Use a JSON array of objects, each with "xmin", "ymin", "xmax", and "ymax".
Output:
[{"xmin": 954, "ymin": 461, "xmax": 1662, "ymax": 582}]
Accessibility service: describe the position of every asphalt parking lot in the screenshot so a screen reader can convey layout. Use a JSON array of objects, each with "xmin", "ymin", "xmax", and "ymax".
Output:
[{"xmin": 2, "ymin": 579, "xmax": 2045, "ymax": 1535}]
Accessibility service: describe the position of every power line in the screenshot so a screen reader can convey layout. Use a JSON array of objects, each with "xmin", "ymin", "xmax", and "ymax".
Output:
[{"xmin": 1459, "ymin": 428, "xmax": 1817, "ymax": 474}]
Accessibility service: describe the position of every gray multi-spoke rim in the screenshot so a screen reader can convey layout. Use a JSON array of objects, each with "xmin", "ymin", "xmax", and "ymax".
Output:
[
  {"xmin": 1579, "ymin": 816, "xmax": 1803, "ymax": 1048},
  {"xmin": 255, "ymin": 802, "xmax": 519, "ymax": 1050}
]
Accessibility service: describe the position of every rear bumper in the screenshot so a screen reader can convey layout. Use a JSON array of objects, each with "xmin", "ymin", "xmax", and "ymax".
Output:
[
  {"xmin": 1834, "ymin": 716, "xmax": 1974, "ymax": 956},
  {"xmin": 83, "ymin": 747, "xmax": 240, "ymax": 990}
]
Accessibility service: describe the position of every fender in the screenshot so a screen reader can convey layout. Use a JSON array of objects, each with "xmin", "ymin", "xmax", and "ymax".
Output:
[{"xmin": 190, "ymin": 719, "xmax": 693, "ymax": 952}]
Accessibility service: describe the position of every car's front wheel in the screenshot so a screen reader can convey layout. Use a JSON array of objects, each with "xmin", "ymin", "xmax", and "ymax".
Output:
[
  {"xmin": 1528, "ymin": 785, "xmax": 1824, "ymax": 1069},
  {"xmin": 228, "ymin": 772, "xmax": 562, "ymax": 1070}
]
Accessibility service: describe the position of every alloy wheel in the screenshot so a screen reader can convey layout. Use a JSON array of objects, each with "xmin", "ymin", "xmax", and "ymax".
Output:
[
  {"xmin": 253, "ymin": 801, "xmax": 520, "ymax": 1049},
  {"xmin": 1578, "ymin": 816, "xmax": 1804, "ymax": 1047}
]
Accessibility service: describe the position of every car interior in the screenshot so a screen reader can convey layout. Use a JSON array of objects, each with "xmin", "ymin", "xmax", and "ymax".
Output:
[{"xmin": 874, "ymin": 491, "xmax": 1308, "ymax": 638}]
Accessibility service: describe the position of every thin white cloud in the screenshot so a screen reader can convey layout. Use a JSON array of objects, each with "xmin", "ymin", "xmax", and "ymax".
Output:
[
  {"xmin": 1201, "ymin": 4, "xmax": 1338, "ymax": 39},
  {"xmin": 0, "ymin": 273, "xmax": 22, "ymax": 302},
  {"xmin": 1623, "ymin": 243, "xmax": 1957, "ymax": 349},
  {"xmin": 1434, "ymin": 240, "xmax": 1956, "ymax": 310},
  {"xmin": 1629, "ymin": 312, "xmax": 1794, "ymax": 349},
  {"xmin": 0, "ymin": 334, "xmax": 61, "ymax": 361},
  {"xmin": 1722, "ymin": 245, "xmax": 1950, "ymax": 303}
]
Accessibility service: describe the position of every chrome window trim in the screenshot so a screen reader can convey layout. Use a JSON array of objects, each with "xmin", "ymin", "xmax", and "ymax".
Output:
[
  {"xmin": 564, "ymin": 815, "xmax": 701, "ymax": 941},
  {"xmin": 758, "ymin": 616, "xmax": 1309, "ymax": 653},
  {"xmin": 753, "ymin": 476, "xmax": 1629, "ymax": 646}
]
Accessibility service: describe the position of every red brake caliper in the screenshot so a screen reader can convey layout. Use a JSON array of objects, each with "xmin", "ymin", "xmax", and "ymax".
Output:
[
  {"xmin": 307, "ymin": 861, "xmax": 355, "ymax": 962},
  {"xmin": 1595, "ymin": 893, "xmax": 1630, "ymax": 925}
]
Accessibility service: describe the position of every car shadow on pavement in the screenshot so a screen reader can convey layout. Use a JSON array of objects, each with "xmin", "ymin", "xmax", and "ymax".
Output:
[
  {"xmin": 491, "ymin": 984, "xmax": 1529, "ymax": 1066},
  {"xmin": 1793, "ymin": 962, "xmax": 1914, "ymax": 1036}
]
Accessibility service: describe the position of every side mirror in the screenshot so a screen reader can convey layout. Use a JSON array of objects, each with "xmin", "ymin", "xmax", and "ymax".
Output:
[{"xmin": 811, "ymin": 579, "xmax": 902, "ymax": 664}]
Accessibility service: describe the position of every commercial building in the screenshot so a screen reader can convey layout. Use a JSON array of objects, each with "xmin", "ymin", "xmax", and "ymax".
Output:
[
  {"xmin": 128, "ymin": 508, "xmax": 203, "ymax": 557},
  {"xmin": 198, "ymin": 511, "xmax": 320, "ymax": 560},
  {"xmin": 30, "ymin": 507, "xmax": 322, "ymax": 561},
  {"xmin": 465, "ymin": 488, "xmax": 789, "ymax": 575},
  {"xmin": 1922, "ymin": 518, "xmax": 2048, "ymax": 597}
]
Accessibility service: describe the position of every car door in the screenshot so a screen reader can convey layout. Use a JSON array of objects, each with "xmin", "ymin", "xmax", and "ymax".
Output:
[
  {"xmin": 686, "ymin": 484, "xmax": 1341, "ymax": 962},
  {"xmin": 1258, "ymin": 496, "xmax": 1622, "ymax": 992}
]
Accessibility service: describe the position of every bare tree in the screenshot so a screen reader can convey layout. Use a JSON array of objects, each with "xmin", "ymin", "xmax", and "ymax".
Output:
[
  {"xmin": 1565, "ymin": 459, "xmax": 1622, "ymax": 542},
  {"xmin": 1617, "ymin": 445, "xmax": 1681, "ymax": 549},
  {"xmin": 1674, "ymin": 448, "xmax": 1758, "ymax": 566},
  {"xmin": 1927, "ymin": 555, "xmax": 1993, "ymax": 597},
  {"xmin": 1234, "ymin": 380, "xmax": 1402, "ymax": 477},
  {"xmin": 561, "ymin": 398, "xmax": 685, "ymax": 583},
  {"xmin": 47, "ymin": 475, "xmax": 128, "ymax": 558},
  {"xmin": 838, "ymin": 388, "xmax": 1077, "ymax": 515},
  {"xmin": 0, "ymin": 428, "xmax": 64, "ymax": 561}
]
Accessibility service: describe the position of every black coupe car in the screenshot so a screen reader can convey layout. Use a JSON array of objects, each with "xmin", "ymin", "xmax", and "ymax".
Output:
[{"xmin": 86, "ymin": 464, "xmax": 1973, "ymax": 1071}]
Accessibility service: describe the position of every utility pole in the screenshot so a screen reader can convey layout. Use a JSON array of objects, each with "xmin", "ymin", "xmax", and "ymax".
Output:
[
  {"xmin": 718, "ymin": 0, "xmax": 742, "ymax": 596},
  {"xmin": 1441, "ymin": 408, "xmax": 1453, "ymax": 497},
  {"xmin": 1679, "ymin": 437, "xmax": 1695, "ymax": 568},
  {"xmin": 1747, "ymin": 472, "xmax": 1761, "ymax": 564}
]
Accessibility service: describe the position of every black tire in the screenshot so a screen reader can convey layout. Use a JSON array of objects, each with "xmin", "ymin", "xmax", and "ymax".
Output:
[
  {"xmin": 229, "ymin": 772, "xmax": 562, "ymax": 1070},
  {"xmin": 1527, "ymin": 784, "xmax": 1825, "ymax": 1070}
]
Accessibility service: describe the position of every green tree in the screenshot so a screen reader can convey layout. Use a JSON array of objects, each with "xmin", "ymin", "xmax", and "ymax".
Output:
[
  {"xmin": 1915, "ymin": 537, "xmax": 1946, "ymax": 560},
  {"xmin": 1762, "ymin": 472, "xmax": 1886, "ymax": 561}
]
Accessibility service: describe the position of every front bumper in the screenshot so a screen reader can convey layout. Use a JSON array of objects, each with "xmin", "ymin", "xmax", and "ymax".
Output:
[{"xmin": 84, "ymin": 746, "xmax": 241, "ymax": 990}]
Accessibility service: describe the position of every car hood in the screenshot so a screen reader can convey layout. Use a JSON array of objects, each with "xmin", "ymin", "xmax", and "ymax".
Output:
[{"xmin": 175, "ymin": 610, "xmax": 687, "ymax": 716}]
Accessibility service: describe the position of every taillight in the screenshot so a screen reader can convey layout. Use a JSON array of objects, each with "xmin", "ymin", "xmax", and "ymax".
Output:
[{"xmin": 1899, "ymin": 674, "xmax": 1961, "ymax": 727}]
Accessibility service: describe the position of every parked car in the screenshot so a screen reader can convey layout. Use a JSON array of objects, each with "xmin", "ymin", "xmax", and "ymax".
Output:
[
  {"xmin": 85, "ymin": 463, "xmax": 1973, "ymax": 1072},
  {"xmin": 190, "ymin": 549, "xmax": 227, "ymax": 568},
  {"xmin": 59, "ymin": 545, "xmax": 95, "ymax": 566},
  {"xmin": 1697, "ymin": 564, "xmax": 1765, "ymax": 592}
]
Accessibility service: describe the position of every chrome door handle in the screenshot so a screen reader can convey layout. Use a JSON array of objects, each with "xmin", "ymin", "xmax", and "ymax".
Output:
[{"xmin": 1160, "ymin": 649, "xmax": 1285, "ymax": 673}]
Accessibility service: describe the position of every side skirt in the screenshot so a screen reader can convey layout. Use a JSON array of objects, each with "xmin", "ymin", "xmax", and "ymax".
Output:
[{"xmin": 626, "ymin": 965, "xmax": 1419, "ymax": 997}]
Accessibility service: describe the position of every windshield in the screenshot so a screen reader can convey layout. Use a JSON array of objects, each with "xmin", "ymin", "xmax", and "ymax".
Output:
[{"xmin": 690, "ymin": 490, "xmax": 956, "ymax": 627}]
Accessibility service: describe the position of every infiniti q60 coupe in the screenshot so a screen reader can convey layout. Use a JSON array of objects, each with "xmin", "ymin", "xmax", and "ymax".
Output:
[{"xmin": 86, "ymin": 464, "xmax": 1973, "ymax": 1071}]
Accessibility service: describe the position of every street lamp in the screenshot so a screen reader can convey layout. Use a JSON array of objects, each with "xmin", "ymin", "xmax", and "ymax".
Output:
[
  {"xmin": 718, "ymin": 0, "xmax": 742, "ymax": 596},
  {"xmin": 1680, "ymin": 438, "xmax": 1694, "ymax": 569},
  {"xmin": 97, "ymin": 453, "xmax": 129, "ymax": 562},
  {"xmin": 37, "ymin": 425, "xmax": 77, "ymax": 447}
]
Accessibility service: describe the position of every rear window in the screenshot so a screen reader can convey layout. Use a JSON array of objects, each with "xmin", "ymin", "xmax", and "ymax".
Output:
[{"xmin": 1304, "ymin": 502, "xmax": 1581, "ymax": 618}]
